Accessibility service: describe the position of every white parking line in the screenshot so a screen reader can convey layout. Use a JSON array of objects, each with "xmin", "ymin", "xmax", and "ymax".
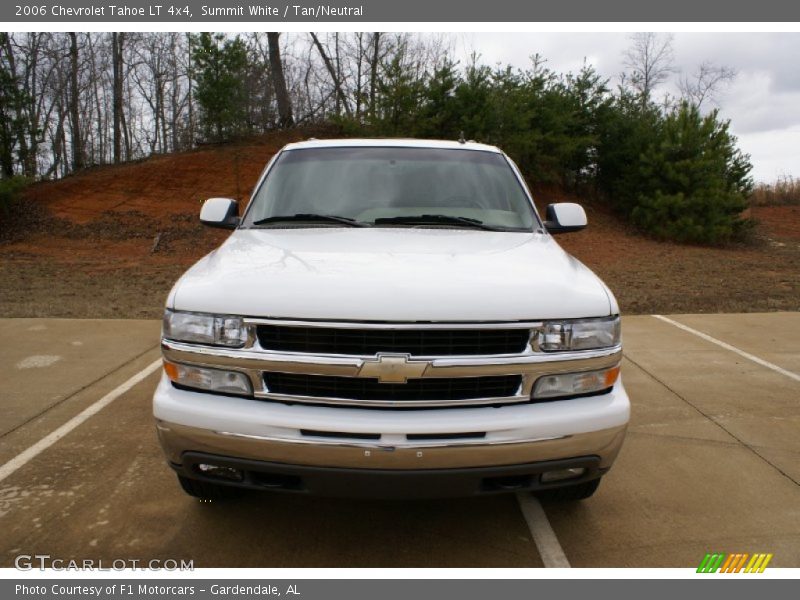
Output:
[
  {"xmin": 516, "ymin": 493, "xmax": 571, "ymax": 568},
  {"xmin": 0, "ymin": 359, "xmax": 161, "ymax": 484},
  {"xmin": 653, "ymin": 315, "xmax": 800, "ymax": 383}
]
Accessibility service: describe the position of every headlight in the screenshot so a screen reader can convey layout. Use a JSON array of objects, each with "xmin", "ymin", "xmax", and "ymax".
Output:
[
  {"xmin": 533, "ymin": 365, "xmax": 620, "ymax": 399},
  {"xmin": 163, "ymin": 360, "xmax": 253, "ymax": 396},
  {"xmin": 163, "ymin": 309, "xmax": 247, "ymax": 347},
  {"xmin": 536, "ymin": 316, "xmax": 620, "ymax": 352}
]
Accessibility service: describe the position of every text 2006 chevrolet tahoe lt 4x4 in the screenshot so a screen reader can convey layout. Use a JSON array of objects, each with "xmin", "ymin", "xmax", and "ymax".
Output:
[{"xmin": 153, "ymin": 139, "xmax": 629, "ymax": 500}]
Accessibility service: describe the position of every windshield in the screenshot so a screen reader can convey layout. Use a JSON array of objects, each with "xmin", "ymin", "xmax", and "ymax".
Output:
[{"xmin": 242, "ymin": 146, "xmax": 538, "ymax": 231}]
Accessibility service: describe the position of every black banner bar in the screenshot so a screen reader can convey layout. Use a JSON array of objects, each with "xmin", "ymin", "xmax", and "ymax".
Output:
[
  {"xmin": 2, "ymin": 579, "xmax": 797, "ymax": 600},
  {"xmin": 4, "ymin": 0, "xmax": 800, "ymax": 23}
]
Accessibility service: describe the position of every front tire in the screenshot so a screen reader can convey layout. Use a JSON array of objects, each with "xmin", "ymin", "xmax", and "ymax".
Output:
[{"xmin": 177, "ymin": 475, "xmax": 244, "ymax": 500}]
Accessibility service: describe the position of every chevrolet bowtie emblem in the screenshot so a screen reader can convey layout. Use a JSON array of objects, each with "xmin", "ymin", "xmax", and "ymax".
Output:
[{"xmin": 358, "ymin": 354, "xmax": 430, "ymax": 383}]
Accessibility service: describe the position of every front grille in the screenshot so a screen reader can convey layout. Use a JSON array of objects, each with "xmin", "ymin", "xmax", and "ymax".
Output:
[
  {"xmin": 256, "ymin": 325, "xmax": 530, "ymax": 356},
  {"xmin": 263, "ymin": 373, "xmax": 523, "ymax": 402}
]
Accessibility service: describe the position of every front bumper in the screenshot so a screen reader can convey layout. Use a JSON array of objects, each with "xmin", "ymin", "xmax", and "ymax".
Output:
[
  {"xmin": 153, "ymin": 373, "xmax": 629, "ymax": 496},
  {"xmin": 171, "ymin": 452, "xmax": 607, "ymax": 498}
]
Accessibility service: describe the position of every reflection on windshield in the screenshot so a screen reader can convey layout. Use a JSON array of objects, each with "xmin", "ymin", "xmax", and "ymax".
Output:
[{"xmin": 243, "ymin": 147, "xmax": 537, "ymax": 231}]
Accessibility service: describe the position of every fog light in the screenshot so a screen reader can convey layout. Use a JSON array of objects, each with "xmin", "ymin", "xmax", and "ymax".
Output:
[
  {"xmin": 164, "ymin": 360, "xmax": 252, "ymax": 396},
  {"xmin": 541, "ymin": 467, "xmax": 586, "ymax": 483},
  {"xmin": 533, "ymin": 365, "xmax": 620, "ymax": 399},
  {"xmin": 195, "ymin": 463, "xmax": 243, "ymax": 482}
]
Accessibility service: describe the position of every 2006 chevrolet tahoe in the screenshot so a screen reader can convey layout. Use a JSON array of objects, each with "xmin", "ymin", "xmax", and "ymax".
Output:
[{"xmin": 153, "ymin": 139, "xmax": 630, "ymax": 500}]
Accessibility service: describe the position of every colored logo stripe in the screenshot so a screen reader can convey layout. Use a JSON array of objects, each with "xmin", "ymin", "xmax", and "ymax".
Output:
[
  {"xmin": 697, "ymin": 553, "xmax": 725, "ymax": 573},
  {"xmin": 745, "ymin": 553, "xmax": 773, "ymax": 573},
  {"xmin": 720, "ymin": 554, "xmax": 736, "ymax": 572},
  {"xmin": 697, "ymin": 553, "xmax": 772, "ymax": 573},
  {"xmin": 720, "ymin": 553, "xmax": 749, "ymax": 573}
]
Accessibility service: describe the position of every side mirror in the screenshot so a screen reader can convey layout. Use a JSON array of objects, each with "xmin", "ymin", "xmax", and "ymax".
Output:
[
  {"xmin": 544, "ymin": 202, "xmax": 587, "ymax": 234},
  {"xmin": 200, "ymin": 198, "xmax": 239, "ymax": 229}
]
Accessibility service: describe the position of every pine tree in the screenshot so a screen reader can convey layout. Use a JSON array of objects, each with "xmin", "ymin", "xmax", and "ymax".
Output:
[
  {"xmin": 191, "ymin": 33, "xmax": 249, "ymax": 141},
  {"xmin": 631, "ymin": 102, "xmax": 753, "ymax": 243}
]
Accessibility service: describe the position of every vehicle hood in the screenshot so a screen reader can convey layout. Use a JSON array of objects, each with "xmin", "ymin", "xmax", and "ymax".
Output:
[{"xmin": 171, "ymin": 228, "xmax": 613, "ymax": 321}]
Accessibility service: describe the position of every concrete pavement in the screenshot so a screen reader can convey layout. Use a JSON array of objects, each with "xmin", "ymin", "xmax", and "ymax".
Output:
[
  {"xmin": 0, "ymin": 314, "xmax": 798, "ymax": 568},
  {"xmin": 0, "ymin": 319, "xmax": 160, "ymax": 466},
  {"xmin": 546, "ymin": 313, "xmax": 800, "ymax": 567}
]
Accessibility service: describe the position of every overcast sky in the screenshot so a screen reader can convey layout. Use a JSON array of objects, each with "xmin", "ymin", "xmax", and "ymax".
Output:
[{"xmin": 448, "ymin": 33, "xmax": 799, "ymax": 183}]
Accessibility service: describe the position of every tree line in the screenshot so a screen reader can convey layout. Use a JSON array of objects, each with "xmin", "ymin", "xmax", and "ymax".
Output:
[{"xmin": 0, "ymin": 32, "xmax": 753, "ymax": 243}]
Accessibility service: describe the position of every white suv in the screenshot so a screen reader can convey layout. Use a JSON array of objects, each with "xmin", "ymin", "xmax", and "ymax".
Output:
[{"xmin": 153, "ymin": 139, "xmax": 629, "ymax": 500}]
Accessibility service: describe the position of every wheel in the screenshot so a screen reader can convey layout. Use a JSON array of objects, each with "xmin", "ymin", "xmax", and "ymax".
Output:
[
  {"xmin": 177, "ymin": 475, "xmax": 244, "ymax": 500},
  {"xmin": 536, "ymin": 477, "xmax": 601, "ymax": 502}
]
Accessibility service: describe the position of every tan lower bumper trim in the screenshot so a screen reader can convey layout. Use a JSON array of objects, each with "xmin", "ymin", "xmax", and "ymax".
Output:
[{"xmin": 156, "ymin": 421, "xmax": 627, "ymax": 470}]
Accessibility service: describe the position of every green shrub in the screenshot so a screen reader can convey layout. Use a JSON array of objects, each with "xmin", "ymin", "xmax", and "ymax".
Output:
[
  {"xmin": 598, "ymin": 101, "xmax": 753, "ymax": 244},
  {"xmin": 0, "ymin": 176, "xmax": 29, "ymax": 215}
]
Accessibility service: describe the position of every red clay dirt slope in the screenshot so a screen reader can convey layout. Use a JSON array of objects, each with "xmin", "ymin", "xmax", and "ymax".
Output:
[{"xmin": 1, "ymin": 131, "xmax": 798, "ymax": 318}]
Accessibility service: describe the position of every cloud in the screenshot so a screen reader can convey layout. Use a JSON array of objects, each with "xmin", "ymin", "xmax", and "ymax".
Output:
[
  {"xmin": 737, "ymin": 126, "xmax": 800, "ymax": 182},
  {"xmin": 454, "ymin": 32, "xmax": 800, "ymax": 181},
  {"xmin": 724, "ymin": 71, "xmax": 800, "ymax": 134},
  {"xmin": 674, "ymin": 33, "xmax": 800, "ymax": 93}
]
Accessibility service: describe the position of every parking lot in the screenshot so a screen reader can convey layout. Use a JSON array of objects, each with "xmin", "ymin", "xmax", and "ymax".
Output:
[{"xmin": 1, "ymin": 313, "xmax": 798, "ymax": 568}]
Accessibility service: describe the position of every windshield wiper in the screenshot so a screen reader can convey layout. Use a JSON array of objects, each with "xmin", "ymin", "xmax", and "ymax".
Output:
[
  {"xmin": 373, "ymin": 214, "xmax": 505, "ymax": 231},
  {"xmin": 252, "ymin": 213, "xmax": 368, "ymax": 227}
]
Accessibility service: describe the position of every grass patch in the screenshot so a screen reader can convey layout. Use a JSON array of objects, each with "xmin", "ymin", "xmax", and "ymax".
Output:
[{"xmin": 750, "ymin": 175, "xmax": 800, "ymax": 206}]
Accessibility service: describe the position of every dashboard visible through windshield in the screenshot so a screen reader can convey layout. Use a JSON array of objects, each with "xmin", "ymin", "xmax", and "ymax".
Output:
[{"xmin": 242, "ymin": 146, "xmax": 539, "ymax": 231}]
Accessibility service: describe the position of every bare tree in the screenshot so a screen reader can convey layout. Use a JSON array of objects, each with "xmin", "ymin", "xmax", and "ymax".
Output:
[
  {"xmin": 310, "ymin": 32, "xmax": 352, "ymax": 118},
  {"xmin": 128, "ymin": 33, "xmax": 191, "ymax": 154},
  {"xmin": 39, "ymin": 34, "xmax": 71, "ymax": 178},
  {"xmin": 67, "ymin": 32, "xmax": 84, "ymax": 170},
  {"xmin": 369, "ymin": 33, "xmax": 382, "ymax": 118},
  {"xmin": 0, "ymin": 32, "xmax": 467, "ymax": 179},
  {"xmin": 85, "ymin": 33, "xmax": 109, "ymax": 164},
  {"xmin": 0, "ymin": 33, "xmax": 29, "ymax": 177},
  {"xmin": 185, "ymin": 33, "xmax": 195, "ymax": 145},
  {"xmin": 244, "ymin": 34, "xmax": 273, "ymax": 131},
  {"xmin": 623, "ymin": 32, "xmax": 675, "ymax": 107},
  {"xmin": 678, "ymin": 61, "xmax": 737, "ymax": 109},
  {"xmin": 112, "ymin": 32, "xmax": 124, "ymax": 163},
  {"xmin": 267, "ymin": 33, "xmax": 293, "ymax": 127}
]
